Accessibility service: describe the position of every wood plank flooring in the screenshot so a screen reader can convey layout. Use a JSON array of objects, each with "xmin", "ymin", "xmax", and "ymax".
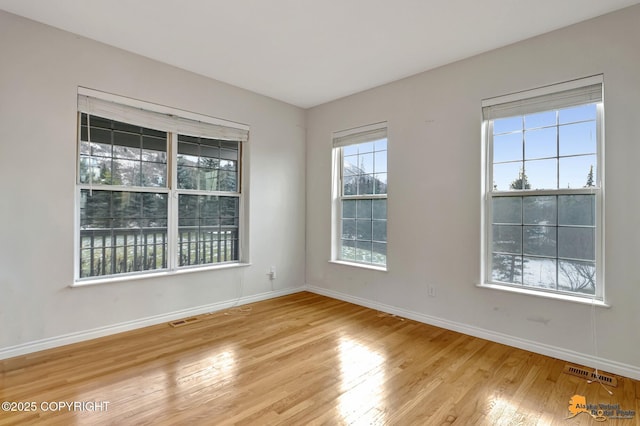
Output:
[{"xmin": 1, "ymin": 292, "xmax": 638, "ymax": 425}]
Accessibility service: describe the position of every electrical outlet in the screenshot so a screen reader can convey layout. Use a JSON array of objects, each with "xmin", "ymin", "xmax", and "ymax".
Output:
[
  {"xmin": 268, "ymin": 266, "xmax": 277, "ymax": 280},
  {"xmin": 428, "ymin": 285, "xmax": 436, "ymax": 297}
]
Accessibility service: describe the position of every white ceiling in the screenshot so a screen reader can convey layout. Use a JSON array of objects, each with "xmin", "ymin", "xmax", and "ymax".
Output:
[{"xmin": 1, "ymin": 1, "xmax": 639, "ymax": 108}]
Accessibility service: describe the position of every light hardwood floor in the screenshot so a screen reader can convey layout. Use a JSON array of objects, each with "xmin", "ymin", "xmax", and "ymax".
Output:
[{"xmin": 1, "ymin": 292, "xmax": 638, "ymax": 425}]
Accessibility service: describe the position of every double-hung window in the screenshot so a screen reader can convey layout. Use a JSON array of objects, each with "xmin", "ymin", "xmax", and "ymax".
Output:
[
  {"xmin": 76, "ymin": 89, "xmax": 248, "ymax": 282},
  {"xmin": 482, "ymin": 76, "xmax": 604, "ymax": 300},
  {"xmin": 332, "ymin": 123, "xmax": 388, "ymax": 268}
]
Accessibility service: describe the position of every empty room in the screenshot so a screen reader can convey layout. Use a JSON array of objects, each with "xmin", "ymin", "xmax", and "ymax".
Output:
[{"xmin": 1, "ymin": 1, "xmax": 639, "ymax": 424}]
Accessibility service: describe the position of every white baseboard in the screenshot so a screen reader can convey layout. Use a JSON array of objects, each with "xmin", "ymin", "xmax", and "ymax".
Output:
[
  {"xmin": 0, "ymin": 287, "xmax": 304, "ymax": 361},
  {"xmin": 306, "ymin": 285, "xmax": 640, "ymax": 381}
]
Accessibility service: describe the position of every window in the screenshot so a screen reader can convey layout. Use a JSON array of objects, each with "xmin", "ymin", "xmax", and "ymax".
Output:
[
  {"xmin": 332, "ymin": 123, "xmax": 388, "ymax": 268},
  {"xmin": 76, "ymin": 89, "xmax": 248, "ymax": 281},
  {"xmin": 482, "ymin": 76, "xmax": 603, "ymax": 299}
]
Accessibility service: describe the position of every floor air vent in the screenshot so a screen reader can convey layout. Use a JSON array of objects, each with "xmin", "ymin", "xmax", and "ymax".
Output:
[
  {"xmin": 563, "ymin": 364, "xmax": 618, "ymax": 387},
  {"xmin": 169, "ymin": 316, "xmax": 201, "ymax": 327}
]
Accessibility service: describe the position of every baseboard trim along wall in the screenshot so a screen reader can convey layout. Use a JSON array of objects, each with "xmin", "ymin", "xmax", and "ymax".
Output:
[
  {"xmin": 305, "ymin": 285, "xmax": 640, "ymax": 381},
  {"xmin": 0, "ymin": 286, "xmax": 304, "ymax": 361}
]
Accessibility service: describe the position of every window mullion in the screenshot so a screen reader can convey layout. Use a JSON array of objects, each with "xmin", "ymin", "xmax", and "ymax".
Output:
[{"xmin": 168, "ymin": 132, "xmax": 178, "ymax": 271}]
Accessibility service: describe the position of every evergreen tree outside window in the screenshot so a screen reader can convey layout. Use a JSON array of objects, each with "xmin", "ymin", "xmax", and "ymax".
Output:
[{"xmin": 482, "ymin": 76, "xmax": 604, "ymax": 300}]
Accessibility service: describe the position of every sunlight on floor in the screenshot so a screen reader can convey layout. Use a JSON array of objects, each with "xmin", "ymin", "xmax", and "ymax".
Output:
[
  {"xmin": 337, "ymin": 336, "xmax": 387, "ymax": 425},
  {"xmin": 485, "ymin": 396, "xmax": 533, "ymax": 425}
]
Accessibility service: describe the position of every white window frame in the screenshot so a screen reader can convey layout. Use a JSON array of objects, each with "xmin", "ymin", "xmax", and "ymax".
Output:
[
  {"xmin": 74, "ymin": 88, "xmax": 250, "ymax": 285},
  {"xmin": 331, "ymin": 122, "xmax": 388, "ymax": 270},
  {"xmin": 480, "ymin": 75, "xmax": 605, "ymax": 302}
]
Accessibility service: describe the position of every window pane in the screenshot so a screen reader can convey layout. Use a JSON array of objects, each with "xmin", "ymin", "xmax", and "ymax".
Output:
[
  {"xmin": 374, "ymin": 138, "xmax": 387, "ymax": 151},
  {"xmin": 199, "ymin": 168, "xmax": 218, "ymax": 191},
  {"xmin": 356, "ymin": 199, "xmax": 372, "ymax": 218},
  {"xmin": 113, "ymin": 144, "xmax": 140, "ymax": 160},
  {"xmin": 523, "ymin": 257, "xmax": 556, "ymax": 289},
  {"xmin": 178, "ymin": 141, "xmax": 199, "ymax": 157},
  {"xmin": 343, "ymin": 175, "xmax": 357, "ymax": 195},
  {"xmin": 525, "ymin": 111, "xmax": 556, "ymax": 129},
  {"xmin": 559, "ymin": 104, "xmax": 597, "ymax": 124},
  {"xmin": 558, "ymin": 227, "xmax": 595, "ymax": 261},
  {"xmin": 493, "ymin": 132, "xmax": 522, "ymax": 163},
  {"xmin": 142, "ymin": 136, "xmax": 166, "ymax": 161},
  {"xmin": 177, "ymin": 194, "xmax": 239, "ymax": 266},
  {"xmin": 80, "ymin": 140, "xmax": 91, "ymax": 155},
  {"xmin": 372, "ymin": 220, "xmax": 386, "ymax": 242},
  {"xmin": 90, "ymin": 140, "xmax": 111, "ymax": 157},
  {"xmin": 372, "ymin": 199, "xmax": 386, "ymax": 220},
  {"xmin": 79, "ymin": 156, "xmax": 99, "ymax": 184},
  {"xmin": 92, "ymin": 157, "xmax": 113, "ymax": 185},
  {"xmin": 341, "ymin": 239, "xmax": 356, "ymax": 261},
  {"xmin": 559, "ymin": 155, "xmax": 596, "ymax": 189},
  {"xmin": 356, "ymin": 220, "xmax": 372, "ymax": 240},
  {"xmin": 558, "ymin": 195, "xmax": 595, "ymax": 226},
  {"xmin": 343, "ymin": 145, "xmax": 358, "ymax": 156},
  {"xmin": 374, "ymin": 151, "xmax": 387, "ymax": 173},
  {"xmin": 359, "ymin": 152, "xmax": 374, "ymax": 174},
  {"xmin": 524, "ymin": 127, "xmax": 556, "ymax": 160},
  {"xmin": 492, "ymin": 162, "xmax": 521, "ymax": 191},
  {"xmin": 491, "ymin": 254, "xmax": 522, "ymax": 284},
  {"xmin": 524, "ymin": 158, "xmax": 557, "ymax": 190},
  {"xmin": 88, "ymin": 128, "xmax": 111, "ymax": 145},
  {"xmin": 79, "ymin": 189, "xmax": 168, "ymax": 278},
  {"xmin": 112, "ymin": 192, "xmax": 141, "ymax": 223},
  {"xmin": 374, "ymin": 173, "xmax": 387, "ymax": 195},
  {"xmin": 492, "ymin": 197, "xmax": 522, "ymax": 224},
  {"xmin": 218, "ymin": 170, "xmax": 238, "ymax": 192},
  {"xmin": 558, "ymin": 260, "xmax": 595, "ymax": 295},
  {"xmin": 200, "ymin": 196, "xmax": 219, "ymax": 218},
  {"xmin": 177, "ymin": 165, "xmax": 198, "ymax": 190},
  {"xmin": 141, "ymin": 161, "xmax": 166, "ymax": 187},
  {"xmin": 342, "ymin": 200, "xmax": 356, "ymax": 219},
  {"xmin": 113, "ymin": 131, "xmax": 140, "ymax": 150},
  {"xmin": 355, "ymin": 240, "xmax": 372, "ymax": 263},
  {"xmin": 523, "ymin": 226, "xmax": 556, "ymax": 257},
  {"xmin": 200, "ymin": 145, "xmax": 220, "ymax": 164},
  {"xmin": 559, "ymin": 121, "xmax": 597, "ymax": 156},
  {"xmin": 343, "ymin": 155, "xmax": 358, "ymax": 176},
  {"xmin": 357, "ymin": 174, "xmax": 375, "ymax": 195},
  {"xmin": 358, "ymin": 141, "xmax": 375, "ymax": 154},
  {"xmin": 220, "ymin": 197, "xmax": 239, "ymax": 217},
  {"xmin": 523, "ymin": 196, "xmax": 556, "ymax": 225},
  {"xmin": 220, "ymin": 147, "xmax": 238, "ymax": 162},
  {"xmin": 177, "ymin": 135, "xmax": 239, "ymax": 192},
  {"xmin": 493, "ymin": 117, "xmax": 522, "ymax": 134},
  {"xmin": 372, "ymin": 242, "xmax": 387, "ymax": 266},
  {"xmin": 113, "ymin": 159, "xmax": 140, "ymax": 186},
  {"xmin": 342, "ymin": 219, "xmax": 356, "ymax": 240},
  {"xmin": 492, "ymin": 225, "xmax": 522, "ymax": 254}
]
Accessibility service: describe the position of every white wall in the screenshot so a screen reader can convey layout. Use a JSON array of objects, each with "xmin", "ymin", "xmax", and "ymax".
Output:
[
  {"xmin": 306, "ymin": 6, "xmax": 640, "ymax": 379},
  {"xmin": 0, "ymin": 11, "xmax": 306, "ymax": 354}
]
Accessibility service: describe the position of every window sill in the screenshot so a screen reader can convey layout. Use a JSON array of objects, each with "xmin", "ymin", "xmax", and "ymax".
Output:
[
  {"xmin": 477, "ymin": 282, "xmax": 609, "ymax": 307},
  {"xmin": 70, "ymin": 262, "xmax": 252, "ymax": 288},
  {"xmin": 329, "ymin": 260, "xmax": 387, "ymax": 272}
]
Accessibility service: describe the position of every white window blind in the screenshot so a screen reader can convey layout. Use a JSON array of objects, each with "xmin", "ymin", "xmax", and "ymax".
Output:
[
  {"xmin": 78, "ymin": 89, "xmax": 249, "ymax": 142},
  {"xmin": 333, "ymin": 122, "xmax": 388, "ymax": 147},
  {"xmin": 482, "ymin": 75, "xmax": 603, "ymax": 120}
]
